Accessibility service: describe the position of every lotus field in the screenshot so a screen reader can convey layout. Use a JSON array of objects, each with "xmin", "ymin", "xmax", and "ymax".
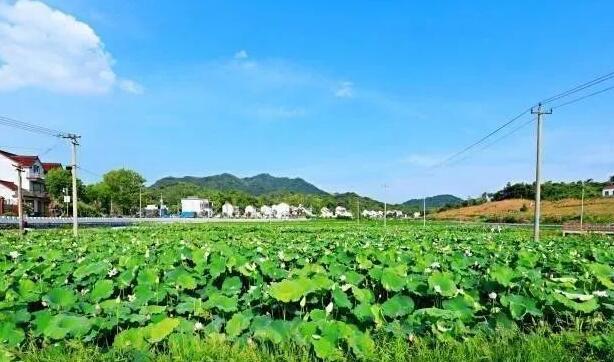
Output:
[{"xmin": 0, "ymin": 222, "xmax": 613, "ymax": 360}]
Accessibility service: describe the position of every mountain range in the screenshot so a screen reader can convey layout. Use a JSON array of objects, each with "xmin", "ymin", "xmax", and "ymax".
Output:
[
  {"xmin": 152, "ymin": 173, "xmax": 328, "ymax": 196},
  {"xmin": 151, "ymin": 173, "xmax": 461, "ymax": 209}
]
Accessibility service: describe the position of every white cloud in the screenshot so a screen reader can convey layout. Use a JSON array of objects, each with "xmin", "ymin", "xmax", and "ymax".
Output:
[
  {"xmin": 119, "ymin": 79, "xmax": 144, "ymax": 95},
  {"xmin": 234, "ymin": 50, "xmax": 248, "ymax": 60},
  {"xmin": 0, "ymin": 0, "xmax": 140, "ymax": 94},
  {"xmin": 334, "ymin": 81, "xmax": 354, "ymax": 98}
]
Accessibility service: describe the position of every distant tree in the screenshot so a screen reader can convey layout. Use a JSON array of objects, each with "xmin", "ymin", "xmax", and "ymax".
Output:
[
  {"xmin": 45, "ymin": 168, "xmax": 71, "ymax": 200},
  {"xmin": 102, "ymin": 169, "xmax": 146, "ymax": 215},
  {"xmin": 610, "ymin": 175, "xmax": 614, "ymax": 183},
  {"xmin": 45, "ymin": 168, "xmax": 86, "ymax": 205}
]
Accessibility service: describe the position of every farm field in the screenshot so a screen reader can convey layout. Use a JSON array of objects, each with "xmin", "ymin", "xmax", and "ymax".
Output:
[
  {"xmin": 1, "ymin": 221, "xmax": 613, "ymax": 361},
  {"xmin": 434, "ymin": 198, "xmax": 614, "ymax": 224}
]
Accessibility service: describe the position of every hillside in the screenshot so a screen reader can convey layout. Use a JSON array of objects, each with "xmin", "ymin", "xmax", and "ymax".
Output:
[
  {"xmin": 152, "ymin": 173, "xmax": 328, "ymax": 196},
  {"xmin": 403, "ymin": 194, "xmax": 463, "ymax": 210},
  {"xmin": 433, "ymin": 198, "xmax": 614, "ymax": 224}
]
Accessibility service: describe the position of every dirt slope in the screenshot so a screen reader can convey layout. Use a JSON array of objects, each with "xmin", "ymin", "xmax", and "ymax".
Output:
[{"xmin": 434, "ymin": 198, "xmax": 614, "ymax": 223}]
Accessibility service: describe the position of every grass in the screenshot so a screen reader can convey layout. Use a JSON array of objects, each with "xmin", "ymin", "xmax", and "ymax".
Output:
[
  {"xmin": 434, "ymin": 198, "xmax": 614, "ymax": 223},
  {"xmin": 8, "ymin": 328, "xmax": 614, "ymax": 362}
]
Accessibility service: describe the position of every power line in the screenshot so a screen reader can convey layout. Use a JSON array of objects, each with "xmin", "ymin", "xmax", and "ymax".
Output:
[
  {"xmin": 0, "ymin": 115, "xmax": 66, "ymax": 137},
  {"xmin": 448, "ymin": 116, "xmax": 536, "ymax": 167},
  {"xmin": 551, "ymin": 84, "xmax": 614, "ymax": 110},
  {"xmin": 540, "ymin": 71, "xmax": 614, "ymax": 105},
  {"xmin": 77, "ymin": 165, "xmax": 103, "ymax": 178},
  {"xmin": 433, "ymin": 69, "xmax": 614, "ymax": 169},
  {"xmin": 432, "ymin": 108, "xmax": 531, "ymax": 168}
]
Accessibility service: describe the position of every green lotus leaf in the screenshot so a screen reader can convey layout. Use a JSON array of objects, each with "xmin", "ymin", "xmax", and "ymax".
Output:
[
  {"xmin": 73, "ymin": 261, "xmax": 108, "ymax": 280},
  {"xmin": 47, "ymin": 288, "xmax": 76, "ymax": 309},
  {"xmin": 269, "ymin": 278, "xmax": 313, "ymax": 303},
  {"xmin": 0, "ymin": 322, "xmax": 24, "ymax": 347},
  {"xmin": 312, "ymin": 337, "xmax": 343, "ymax": 361},
  {"xmin": 175, "ymin": 272, "xmax": 197, "ymax": 290},
  {"xmin": 17, "ymin": 279, "xmax": 39, "ymax": 302},
  {"xmin": 113, "ymin": 328, "xmax": 148, "ymax": 350},
  {"xmin": 553, "ymin": 293, "xmax": 599, "ymax": 313},
  {"xmin": 146, "ymin": 317, "xmax": 180, "ymax": 343},
  {"xmin": 442, "ymin": 295, "xmax": 475, "ymax": 322},
  {"xmin": 346, "ymin": 330, "xmax": 375, "ymax": 359},
  {"xmin": 225, "ymin": 312, "xmax": 252, "ymax": 338},
  {"xmin": 332, "ymin": 288, "xmax": 352, "ymax": 309},
  {"xmin": 428, "ymin": 272, "xmax": 458, "ymax": 297},
  {"xmin": 137, "ymin": 268, "xmax": 159, "ymax": 286},
  {"xmin": 208, "ymin": 255, "xmax": 227, "ymax": 280},
  {"xmin": 90, "ymin": 280, "xmax": 114, "ymax": 302},
  {"xmin": 500, "ymin": 294, "xmax": 542, "ymax": 320},
  {"xmin": 352, "ymin": 303, "xmax": 373, "ymax": 322},
  {"xmin": 221, "ymin": 276, "xmax": 243, "ymax": 295},
  {"xmin": 490, "ymin": 265, "xmax": 516, "ymax": 287},
  {"xmin": 43, "ymin": 314, "xmax": 91, "ymax": 339},
  {"xmin": 351, "ymin": 287, "xmax": 374, "ymax": 304},
  {"xmin": 380, "ymin": 265, "xmax": 407, "ymax": 292},
  {"xmin": 204, "ymin": 293, "xmax": 238, "ymax": 312},
  {"xmin": 588, "ymin": 263, "xmax": 614, "ymax": 289},
  {"xmin": 381, "ymin": 294, "xmax": 414, "ymax": 318}
]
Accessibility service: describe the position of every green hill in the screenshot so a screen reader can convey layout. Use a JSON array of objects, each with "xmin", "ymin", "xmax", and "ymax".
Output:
[
  {"xmin": 151, "ymin": 173, "xmax": 328, "ymax": 196},
  {"xmin": 402, "ymin": 194, "xmax": 464, "ymax": 210}
]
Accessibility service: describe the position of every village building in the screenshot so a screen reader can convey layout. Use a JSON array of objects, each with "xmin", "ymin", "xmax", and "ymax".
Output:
[
  {"xmin": 603, "ymin": 184, "xmax": 614, "ymax": 197},
  {"xmin": 0, "ymin": 149, "xmax": 61, "ymax": 216},
  {"xmin": 335, "ymin": 206, "xmax": 353, "ymax": 218},
  {"xmin": 260, "ymin": 205, "xmax": 273, "ymax": 218},
  {"xmin": 222, "ymin": 202, "xmax": 235, "ymax": 218},
  {"xmin": 320, "ymin": 207, "xmax": 334, "ymax": 218},
  {"xmin": 181, "ymin": 197, "xmax": 213, "ymax": 217},
  {"xmin": 244, "ymin": 205, "xmax": 257, "ymax": 218},
  {"xmin": 272, "ymin": 203, "xmax": 290, "ymax": 219}
]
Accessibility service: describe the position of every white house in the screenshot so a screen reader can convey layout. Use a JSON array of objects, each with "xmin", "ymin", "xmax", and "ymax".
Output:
[
  {"xmin": 244, "ymin": 205, "xmax": 257, "ymax": 218},
  {"xmin": 335, "ymin": 206, "xmax": 353, "ymax": 218},
  {"xmin": 260, "ymin": 205, "xmax": 273, "ymax": 218},
  {"xmin": 272, "ymin": 203, "xmax": 291, "ymax": 219},
  {"xmin": 222, "ymin": 202, "xmax": 235, "ymax": 218},
  {"xmin": 603, "ymin": 184, "xmax": 614, "ymax": 197},
  {"xmin": 0, "ymin": 149, "xmax": 61, "ymax": 216},
  {"xmin": 362, "ymin": 209, "xmax": 381, "ymax": 219},
  {"xmin": 181, "ymin": 197, "xmax": 213, "ymax": 217},
  {"xmin": 320, "ymin": 207, "xmax": 334, "ymax": 218}
]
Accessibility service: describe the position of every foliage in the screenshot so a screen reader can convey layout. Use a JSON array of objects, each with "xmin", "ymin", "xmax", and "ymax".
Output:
[
  {"xmin": 152, "ymin": 173, "xmax": 328, "ymax": 196},
  {"xmin": 0, "ymin": 222, "xmax": 612, "ymax": 360},
  {"xmin": 97, "ymin": 169, "xmax": 145, "ymax": 215}
]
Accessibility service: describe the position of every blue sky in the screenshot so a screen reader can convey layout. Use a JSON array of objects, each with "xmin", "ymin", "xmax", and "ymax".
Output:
[{"xmin": 1, "ymin": 0, "xmax": 613, "ymax": 203}]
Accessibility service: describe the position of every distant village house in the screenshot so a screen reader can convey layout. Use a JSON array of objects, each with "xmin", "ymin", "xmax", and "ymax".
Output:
[{"xmin": 0, "ymin": 149, "xmax": 61, "ymax": 216}]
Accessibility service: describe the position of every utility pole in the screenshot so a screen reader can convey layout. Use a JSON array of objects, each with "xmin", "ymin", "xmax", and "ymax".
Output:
[
  {"xmin": 15, "ymin": 165, "xmax": 24, "ymax": 236},
  {"xmin": 580, "ymin": 181, "xmax": 585, "ymax": 230},
  {"xmin": 159, "ymin": 194, "xmax": 163, "ymax": 217},
  {"xmin": 423, "ymin": 197, "xmax": 426, "ymax": 227},
  {"xmin": 61, "ymin": 134, "xmax": 80, "ymax": 237},
  {"xmin": 382, "ymin": 184, "xmax": 388, "ymax": 228},
  {"xmin": 357, "ymin": 198, "xmax": 360, "ymax": 225},
  {"xmin": 531, "ymin": 103, "xmax": 552, "ymax": 242},
  {"xmin": 139, "ymin": 186, "xmax": 142, "ymax": 218}
]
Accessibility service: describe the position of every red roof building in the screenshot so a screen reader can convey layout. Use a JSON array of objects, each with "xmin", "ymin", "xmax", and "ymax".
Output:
[{"xmin": 42, "ymin": 163, "xmax": 63, "ymax": 173}]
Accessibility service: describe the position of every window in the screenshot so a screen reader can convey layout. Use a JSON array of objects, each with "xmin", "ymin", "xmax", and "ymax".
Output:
[{"xmin": 33, "ymin": 165, "xmax": 40, "ymax": 174}]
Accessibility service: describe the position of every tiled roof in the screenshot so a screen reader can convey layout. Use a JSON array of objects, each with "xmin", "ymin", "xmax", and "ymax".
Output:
[
  {"xmin": 0, "ymin": 180, "xmax": 17, "ymax": 192},
  {"xmin": 604, "ymin": 183, "xmax": 614, "ymax": 190},
  {"xmin": 42, "ymin": 162, "xmax": 62, "ymax": 172},
  {"xmin": 0, "ymin": 149, "xmax": 39, "ymax": 167}
]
